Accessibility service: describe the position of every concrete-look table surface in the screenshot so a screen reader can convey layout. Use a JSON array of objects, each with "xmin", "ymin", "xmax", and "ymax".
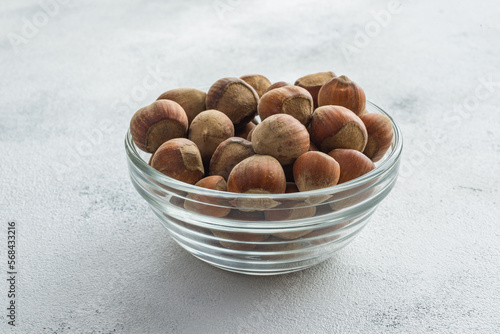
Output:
[{"xmin": 1, "ymin": 0, "xmax": 499, "ymax": 333}]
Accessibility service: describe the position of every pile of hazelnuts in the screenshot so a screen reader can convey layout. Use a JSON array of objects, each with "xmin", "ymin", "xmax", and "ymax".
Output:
[{"xmin": 130, "ymin": 72, "xmax": 394, "ymax": 212}]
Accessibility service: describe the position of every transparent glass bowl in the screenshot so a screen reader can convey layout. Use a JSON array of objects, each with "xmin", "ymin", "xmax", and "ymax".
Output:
[{"xmin": 125, "ymin": 101, "xmax": 403, "ymax": 275}]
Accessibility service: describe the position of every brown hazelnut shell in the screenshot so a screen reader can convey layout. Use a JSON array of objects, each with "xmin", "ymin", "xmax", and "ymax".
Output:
[
  {"xmin": 156, "ymin": 88, "xmax": 206, "ymax": 125},
  {"xmin": 227, "ymin": 155, "xmax": 286, "ymax": 194},
  {"xmin": 206, "ymin": 77, "xmax": 259, "ymax": 129},
  {"xmin": 309, "ymin": 105, "xmax": 368, "ymax": 153},
  {"xmin": 293, "ymin": 151, "xmax": 340, "ymax": 192},
  {"xmin": 251, "ymin": 114, "xmax": 310, "ymax": 165},
  {"xmin": 209, "ymin": 137, "xmax": 255, "ymax": 180},
  {"xmin": 240, "ymin": 74, "xmax": 272, "ymax": 98},
  {"xmin": 258, "ymin": 86, "xmax": 314, "ymax": 126},
  {"xmin": 318, "ymin": 75, "xmax": 366, "ymax": 115},
  {"xmin": 188, "ymin": 110, "xmax": 234, "ymax": 166},
  {"xmin": 327, "ymin": 149, "xmax": 375, "ymax": 184},
  {"xmin": 151, "ymin": 138, "xmax": 204, "ymax": 184},
  {"xmin": 360, "ymin": 113, "xmax": 394, "ymax": 162},
  {"xmin": 184, "ymin": 176, "xmax": 231, "ymax": 218},
  {"xmin": 295, "ymin": 71, "xmax": 336, "ymax": 109},
  {"xmin": 264, "ymin": 81, "xmax": 292, "ymax": 94},
  {"xmin": 130, "ymin": 100, "xmax": 188, "ymax": 153}
]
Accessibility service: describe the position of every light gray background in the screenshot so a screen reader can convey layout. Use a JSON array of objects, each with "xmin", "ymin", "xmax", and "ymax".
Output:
[{"xmin": 1, "ymin": 0, "xmax": 499, "ymax": 333}]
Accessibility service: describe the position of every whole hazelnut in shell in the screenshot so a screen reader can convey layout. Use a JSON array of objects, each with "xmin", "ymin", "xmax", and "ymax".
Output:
[
  {"xmin": 184, "ymin": 175, "xmax": 231, "ymax": 218},
  {"xmin": 240, "ymin": 74, "xmax": 272, "ymax": 98},
  {"xmin": 360, "ymin": 113, "xmax": 394, "ymax": 162},
  {"xmin": 130, "ymin": 100, "xmax": 188, "ymax": 153},
  {"xmin": 227, "ymin": 155, "xmax": 286, "ymax": 210},
  {"xmin": 293, "ymin": 151, "xmax": 340, "ymax": 192},
  {"xmin": 209, "ymin": 137, "xmax": 255, "ymax": 180},
  {"xmin": 150, "ymin": 138, "xmax": 204, "ymax": 184},
  {"xmin": 251, "ymin": 113, "xmax": 310, "ymax": 165},
  {"xmin": 318, "ymin": 75, "xmax": 366, "ymax": 116},
  {"xmin": 188, "ymin": 110, "xmax": 234, "ymax": 165},
  {"xmin": 264, "ymin": 81, "xmax": 292, "ymax": 94},
  {"xmin": 206, "ymin": 77, "xmax": 259, "ymax": 129},
  {"xmin": 258, "ymin": 86, "xmax": 314, "ymax": 126},
  {"xmin": 156, "ymin": 88, "xmax": 206, "ymax": 125},
  {"xmin": 295, "ymin": 71, "xmax": 336, "ymax": 108},
  {"xmin": 309, "ymin": 105, "xmax": 368, "ymax": 153},
  {"xmin": 328, "ymin": 149, "xmax": 375, "ymax": 184}
]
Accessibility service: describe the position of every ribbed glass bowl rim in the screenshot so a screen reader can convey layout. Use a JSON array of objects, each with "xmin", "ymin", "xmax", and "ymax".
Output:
[{"xmin": 125, "ymin": 101, "xmax": 403, "ymax": 199}]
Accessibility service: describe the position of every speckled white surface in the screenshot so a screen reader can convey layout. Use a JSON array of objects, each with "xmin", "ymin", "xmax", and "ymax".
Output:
[{"xmin": 1, "ymin": 0, "xmax": 499, "ymax": 333}]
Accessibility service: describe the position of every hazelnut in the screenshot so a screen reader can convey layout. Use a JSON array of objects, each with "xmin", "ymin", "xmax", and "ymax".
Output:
[
  {"xmin": 234, "ymin": 121, "xmax": 256, "ymax": 139},
  {"xmin": 251, "ymin": 114, "xmax": 310, "ymax": 165},
  {"xmin": 264, "ymin": 81, "xmax": 292, "ymax": 94},
  {"xmin": 151, "ymin": 138, "xmax": 204, "ymax": 184},
  {"xmin": 258, "ymin": 86, "xmax": 314, "ymax": 126},
  {"xmin": 293, "ymin": 151, "xmax": 340, "ymax": 191},
  {"xmin": 209, "ymin": 137, "xmax": 255, "ymax": 180},
  {"xmin": 318, "ymin": 75, "xmax": 366, "ymax": 115},
  {"xmin": 295, "ymin": 71, "xmax": 336, "ymax": 108},
  {"xmin": 304, "ymin": 221, "xmax": 350, "ymax": 245},
  {"xmin": 227, "ymin": 155, "xmax": 286, "ymax": 210},
  {"xmin": 184, "ymin": 176, "xmax": 231, "ymax": 218},
  {"xmin": 206, "ymin": 77, "xmax": 259, "ymax": 129},
  {"xmin": 188, "ymin": 109, "xmax": 234, "ymax": 166},
  {"xmin": 309, "ymin": 105, "xmax": 368, "ymax": 153},
  {"xmin": 212, "ymin": 230, "xmax": 269, "ymax": 251},
  {"xmin": 130, "ymin": 100, "xmax": 188, "ymax": 153},
  {"xmin": 156, "ymin": 88, "xmax": 206, "ymax": 125},
  {"xmin": 240, "ymin": 74, "xmax": 272, "ymax": 98},
  {"xmin": 228, "ymin": 155, "xmax": 286, "ymax": 194},
  {"xmin": 328, "ymin": 149, "xmax": 375, "ymax": 183},
  {"xmin": 360, "ymin": 113, "xmax": 394, "ymax": 162}
]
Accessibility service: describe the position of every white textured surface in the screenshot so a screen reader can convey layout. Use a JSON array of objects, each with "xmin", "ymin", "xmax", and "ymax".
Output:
[{"xmin": 1, "ymin": 0, "xmax": 499, "ymax": 333}]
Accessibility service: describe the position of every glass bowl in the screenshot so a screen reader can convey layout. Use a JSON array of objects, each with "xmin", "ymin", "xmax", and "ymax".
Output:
[{"xmin": 125, "ymin": 101, "xmax": 403, "ymax": 275}]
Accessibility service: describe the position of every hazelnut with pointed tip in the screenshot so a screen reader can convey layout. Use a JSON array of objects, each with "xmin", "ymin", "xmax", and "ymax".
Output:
[
  {"xmin": 293, "ymin": 151, "xmax": 340, "ymax": 192},
  {"xmin": 251, "ymin": 114, "xmax": 310, "ymax": 165},
  {"xmin": 258, "ymin": 86, "xmax": 314, "ymax": 126},
  {"xmin": 309, "ymin": 105, "xmax": 368, "ymax": 153},
  {"xmin": 318, "ymin": 75, "xmax": 366, "ymax": 115},
  {"xmin": 188, "ymin": 110, "xmax": 234, "ymax": 165},
  {"xmin": 240, "ymin": 74, "xmax": 272, "ymax": 98},
  {"xmin": 328, "ymin": 149, "xmax": 375, "ymax": 183},
  {"xmin": 156, "ymin": 88, "xmax": 206, "ymax": 125},
  {"xmin": 151, "ymin": 138, "xmax": 204, "ymax": 184},
  {"xmin": 227, "ymin": 155, "xmax": 286, "ymax": 210},
  {"xmin": 360, "ymin": 113, "xmax": 394, "ymax": 162},
  {"xmin": 206, "ymin": 77, "xmax": 259, "ymax": 129},
  {"xmin": 130, "ymin": 100, "xmax": 188, "ymax": 153},
  {"xmin": 264, "ymin": 81, "xmax": 292, "ymax": 94},
  {"xmin": 209, "ymin": 137, "xmax": 255, "ymax": 180},
  {"xmin": 184, "ymin": 175, "xmax": 231, "ymax": 217},
  {"xmin": 295, "ymin": 71, "xmax": 336, "ymax": 108}
]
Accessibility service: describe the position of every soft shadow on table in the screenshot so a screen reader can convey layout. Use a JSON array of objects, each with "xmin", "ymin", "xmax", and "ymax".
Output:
[{"xmin": 118, "ymin": 236, "xmax": 352, "ymax": 333}]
